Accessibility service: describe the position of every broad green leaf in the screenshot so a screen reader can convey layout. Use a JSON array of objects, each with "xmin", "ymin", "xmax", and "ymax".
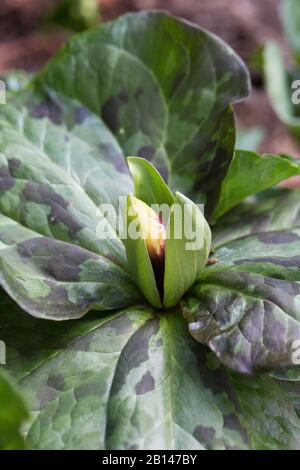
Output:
[
  {"xmin": 212, "ymin": 150, "xmax": 300, "ymax": 219},
  {"xmin": 33, "ymin": 11, "xmax": 250, "ymax": 213},
  {"xmin": 2, "ymin": 290, "xmax": 300, "ymax": 450},
  {"xmin": 282, "ymin": 0, "xmax": 300, "ymax": 63},
  {"xmin": 271, "ymin": 367, "xmax": 300, "ymax": 381},
  {"xmin": 163, "ymin": 192, "xmax": 211, "ymax": 307},
  {"xmin": 213, "ymin": 188, "xmax": 300, "ymax": 248},
  {"xmin": 0, "ymin": 216, "xmax": 140, "ymax": 319},
  {"xmin": 278, "ymin": 379, "xmax": 300, "ymax": 413},
  {"xmin": 0, "ymin": 11, "xmax": 250, "ymax": 317},
  {"xmin": 184, "ymin": 189, "xmax": 300, "ymax": 374},
  {"xmin": 228, "ymin": 372, "xmax": 300, "ymax": 449},
  {"xmin": 264, "ymin": 41, "xmax": 300, "ymax": 138},
  {"xmin": 0, "ymin": 107, "xmax": 140, "ymax": 319},
  {"xmin": 0, "ymin": 368, "xmax": 28, "ymax": 450},
  {"xmin": 0, "ymin": 103, "xmax": 132, "ymax": 211}
]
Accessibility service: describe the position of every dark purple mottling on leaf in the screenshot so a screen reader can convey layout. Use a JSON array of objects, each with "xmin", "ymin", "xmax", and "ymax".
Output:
[
  {"xmin": 37, "ymin": 387, "xmax": 59, "ymax": 408},
  {"xmin": 138, "ymin": 146, "xmax": 155, "ymax": 161},
  {"xmin": 71, "ymin": 330, "xmax": 98, "ymax": 353},
  {"xmin": 30, "ymin": 97, "xmax": 63, "ymax": 125},
  {"xmin": 223, "ymin": 412, "xmax": 248, "ymax": 444},
  {"xmin": 257, "ymin": 232, "xmax": 300, "ymax": 244},
  {"xmin": 98, "ymin": 143, "xmax": 127, "ymax": 174},
  {"xmin": 101, "ymin": 89, "xmax": 129, "ymax": 134},
  {"xmin": 0, "ymin": 166, "xmax": 10, "ymax": 178},
  {"xmin": 0, "ymin": 176, "xmax": 15, "ymax": 192},
  {"xmin": 22, "ymin": 182, "xmax": 84, "ymax": 238},
  {"xmin": 74, "ymin": 106, "xmax": 92, "ymax": 124},
  {"xmin": 234, "ymin": 256, "xmax": 300, "ymax": 269},
  {"xmin": 193, "ymin": 425, "xmax": 216, "ymax": 449},
  {"xmin": 262, "ymin": 302, "xmax": 287, "ymax": 349},
  {"xmin": 47, "ymin": 374, "xmax": 65, "ymax": 391},
  {"xmin": 122, "ymin": 318, "xmax": 159, "ymax": 369},
  {"xmin": 112, "ymin": 318, "xmax": 159, "ymax": 394},
  {"xmin": 135, "ymin": 371, "xmax": 155, "ymax": 395},
  {"xmin": 109, "ymin": 315, "xmax": 134, "ymax": 335},
  {"xmin": 17, "ymin": 237, "xmax": 97, "ymax": 281},
  {"xmin": 155, "ymin": 166, "xmax": 168, "ymax": 183},
  {"xmin": 8, "ymin": 159, "xmax": 21, "ymax": 174}
]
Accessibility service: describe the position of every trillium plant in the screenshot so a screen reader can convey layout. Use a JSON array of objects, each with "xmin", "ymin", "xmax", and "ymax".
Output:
[{"xmin": 2, "ymin": 10, "xmax": 300, "ymax": 451}]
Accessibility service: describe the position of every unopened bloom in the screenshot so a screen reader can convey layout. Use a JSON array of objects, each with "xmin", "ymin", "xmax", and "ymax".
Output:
[
  {"xmin": 129, "ymin": 196, "xmax": 166, "ymax": 263},
  {"xmin": 123, "ymin": 157, "xmax": 211, "ymax": 309}
]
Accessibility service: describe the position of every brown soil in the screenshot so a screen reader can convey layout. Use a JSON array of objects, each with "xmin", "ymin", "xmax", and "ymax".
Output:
[
  {"xmin": 0, "ymin": 1, "xmax": 67, "ymax": 72},
  {"xmin": 0, "ymin": 0, "xmax": 299, "ymax": 159}
]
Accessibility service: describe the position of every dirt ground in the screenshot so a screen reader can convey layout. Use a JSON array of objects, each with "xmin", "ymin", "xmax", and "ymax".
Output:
[{"xmin": 0, "ymin": 0, "xmax": 299, "ymax": 158}]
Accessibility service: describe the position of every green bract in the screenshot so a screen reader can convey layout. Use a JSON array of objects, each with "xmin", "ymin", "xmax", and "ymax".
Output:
[
  {"xmin": 124, "ymin": 157, "xmax": 211, "ymax": 308},
  {"xmin": 1, "ymin": 11, "xmax": 300, "ymax": 450}
]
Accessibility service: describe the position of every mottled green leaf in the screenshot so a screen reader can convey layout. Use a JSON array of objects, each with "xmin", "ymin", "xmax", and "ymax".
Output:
[
  {"xmin": 228, "ymin": 372, "xmax": 300, "ymax": 449},
  {"xmin": 0, "ymin": 368, "xmax": 28, "ymax": 450},
  {"xmin": 33, "ymin": 11, "xmax": 249, "ymax": 213},
  {"xmin": 0, "ymin": 108, "xmax": 140, "ymax": 319},
  {"xmin": 278, "ymin": 379, "xmax": 300, "ymax": 413},
  {"xmin": 213, "ymin": 150, "xmax": 300, "ymax": 219},
  {"xmin": 0, "ymin": 103, "xmax": 132, "ymax": 211},
  {"xmin": 1, "ymin": 290, "xmax": 300, "ymax": 450},
  {"xmin": 0, "ymin": 217, "xmax": 140, "ymax": 319},
  {"xmin": 184, "ymin": 189, "xmax": 300, "ymax": 374},
  {"xmin": 0, "ymin": 11, "xmax": 251, "ymax": 317},
  {"xmin": 213, "ymin": 188, "xmax": 300, "ymax": 248}
]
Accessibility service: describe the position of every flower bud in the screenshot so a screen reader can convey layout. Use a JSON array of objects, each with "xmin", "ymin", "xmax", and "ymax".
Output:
[
  {"xmin": 123, "ymin": 157, "xmax": 212, "ymax": 309},
  {"xmin": 129, "ymin": 196, "xmax": 166, "ymax": 264}
]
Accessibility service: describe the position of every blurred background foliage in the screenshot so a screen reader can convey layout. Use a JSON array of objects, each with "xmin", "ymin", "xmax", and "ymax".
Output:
[
  {"xmin": 0, "ymin": 1, "xmax": 300, "ymax": 163},
  {"xmin": 45, "ymin": 0, "xmax": 101, "ymax": 32}
]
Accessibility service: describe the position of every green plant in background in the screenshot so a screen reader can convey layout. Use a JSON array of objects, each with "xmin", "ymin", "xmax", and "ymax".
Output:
[
  {"xmin": 264, "ymin": 0, "xmax": 300, "ymax": 140},
  {"xmin": 235, "ymin": 126, "xmax": 265, "ymax": 152},
  {"xmin": 236, "ymin": 45, "xmax": 265, "ymax": 153},
  {"xmin": 282, "ymin": 0, "xmax": 300, "ymax": 63},
  {"xmin": 1, "ymin": 11, "xmax": 300, "ymax": 450},
  {"xmin": 45, "ymin": 0, "xmax": 100, "ymax": 32}
]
